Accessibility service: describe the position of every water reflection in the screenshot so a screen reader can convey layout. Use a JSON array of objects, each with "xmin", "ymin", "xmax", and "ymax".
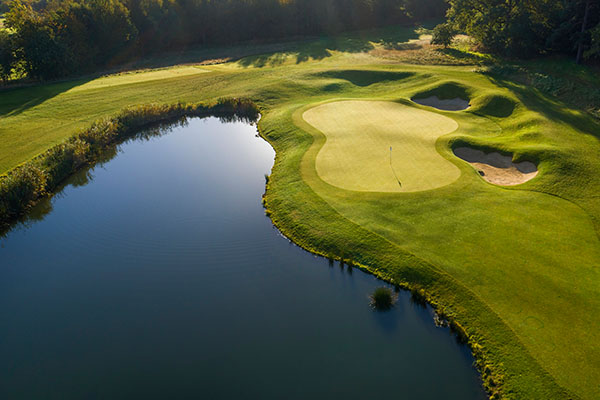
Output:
[{"xmin": 0, "ymin": 117, "xmax": 486, "ymax": 399}]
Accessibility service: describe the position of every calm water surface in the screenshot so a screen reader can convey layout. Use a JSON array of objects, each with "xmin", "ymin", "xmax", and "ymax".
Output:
[{"xmin": 0, "ymin": 118, "xmax": 486, "ymax": 399}]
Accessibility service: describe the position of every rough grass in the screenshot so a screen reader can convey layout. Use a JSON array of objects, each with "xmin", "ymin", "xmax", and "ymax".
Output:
[
  {"xmin": 302, "ymin": 100, "xmax": 460, "ymax": 192},
  {"xmin": 1, "ymin": 26, "xmax": 600, "ymax": 400}
]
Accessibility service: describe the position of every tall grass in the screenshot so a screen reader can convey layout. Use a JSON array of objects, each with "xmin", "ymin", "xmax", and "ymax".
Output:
[
  {"xmin": 370, "ymin": 287, "xmax": 397, "ymax": 310},
  {"xmin": 0, "ymin": 98, "xmax": 259, "ymax": 227}
]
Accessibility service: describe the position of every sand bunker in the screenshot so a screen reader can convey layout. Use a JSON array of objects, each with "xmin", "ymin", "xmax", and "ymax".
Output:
[
  {"xmin": 412, "ymin": 96, "xmax": 470, "ymax": 111},
  {"xmin": 454, "ymin": 147, "xmax": 538, "ymax": 186}
]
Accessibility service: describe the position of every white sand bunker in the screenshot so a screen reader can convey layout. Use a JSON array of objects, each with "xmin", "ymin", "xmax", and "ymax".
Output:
[
  {"xmin": 454, "ymin": 147, "xmax": 538, "ymax": 186},
  {"xmin": 412, "ymin": 96, "xmax": 470, "ymax": 111}
]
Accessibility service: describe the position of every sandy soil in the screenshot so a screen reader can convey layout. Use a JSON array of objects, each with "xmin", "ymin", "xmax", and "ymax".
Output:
[
  {"xmin": 454, "ymin": 147, "xmax": 538, "ymax": 186},
  {"xmin": 412, "ymin": 96, "xmax": 470, "ymax": 111}
]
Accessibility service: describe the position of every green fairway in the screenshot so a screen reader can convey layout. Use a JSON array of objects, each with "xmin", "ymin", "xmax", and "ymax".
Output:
[
  {"xmin": 303, "ymin": 100, "xmax": 460, "ymax": 192},
  {"xmin": 66, "ymin": 66, "xmax": 211, "ymax": 93},
  {"xmin": 1, "ymin": 26, "xmax": 600, "ymax": 399}
]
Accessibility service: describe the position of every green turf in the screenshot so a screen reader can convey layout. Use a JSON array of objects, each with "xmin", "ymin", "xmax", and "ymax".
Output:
[
  {"xmin": 1, "ymin": 26, "xmax": 600, "ymax": 399},
  {"xmin": 303, "ymin": 100, "xmax": 460, "ymax": 192}
]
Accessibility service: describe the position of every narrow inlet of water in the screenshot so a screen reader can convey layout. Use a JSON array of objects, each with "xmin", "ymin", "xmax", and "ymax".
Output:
[{"xmin": 0, "ymin": 117, "xmax": 486, "ymax": 399}]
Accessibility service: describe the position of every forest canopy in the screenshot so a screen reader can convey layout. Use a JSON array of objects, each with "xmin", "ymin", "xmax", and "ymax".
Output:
[
  {"xmin": 441, "ymin": 0, "xmax": 600, "ymax": 62},
  {"xmin": 0, "ymin": 0, "xmax": 447, "ymax": 80},
  {"xmin": 0, "ymin": 0, "xmax": 598, "ymax": 82}
]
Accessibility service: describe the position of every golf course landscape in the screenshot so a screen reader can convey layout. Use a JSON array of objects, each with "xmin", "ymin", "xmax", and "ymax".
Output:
[{"xmin": 1, "ymin": 24, "xmax": 600, "ymax": 399}]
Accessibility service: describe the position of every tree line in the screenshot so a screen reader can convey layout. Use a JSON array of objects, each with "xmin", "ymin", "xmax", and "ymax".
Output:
[
  {"xmin": 1, "ymin": 0, "xmax": 597, "ymax": 83},
  {"xmin": 433, "ymin": 0, "xmax": 600, "ymax": 63},
  {"xmin": 0, "ymin": 0, "xmax": 446, "ymax": 81}
]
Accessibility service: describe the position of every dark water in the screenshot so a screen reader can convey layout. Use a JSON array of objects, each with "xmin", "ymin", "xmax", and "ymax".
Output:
[{"xmin": 0, "ymin": 118, "xmax": 486, "ymax": 399}]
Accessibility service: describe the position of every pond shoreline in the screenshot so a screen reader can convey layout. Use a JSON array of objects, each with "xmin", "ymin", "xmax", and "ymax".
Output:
[
  {"xmin": 1, "ymin": 114, "xmax": 488, "ymax": 399},
  {"xmin": 1, "ymin": 102, "xmax": 496, "ymax": 398},
  {"xmin": 0, "ymin": 99, "xmax": 259, "ymax": 232}
]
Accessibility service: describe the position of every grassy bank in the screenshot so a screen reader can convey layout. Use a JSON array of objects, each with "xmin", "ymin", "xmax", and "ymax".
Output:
[
  {"xmin": 0, "ymin": 99, "xmax": 258, "ymax": 227},
  {"xmin": 1, "ymin": 26, "xmax": 599, "ymax": 399}
]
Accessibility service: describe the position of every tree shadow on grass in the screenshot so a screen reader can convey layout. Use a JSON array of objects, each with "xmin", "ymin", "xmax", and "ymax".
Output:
[
  {"xmin": 237, "ymin": 24, "xmax": 421, "ymax": 68},
  {"xmin": 0, "ymin": 78, "xmax": 89, "ymax": 117},
  {"xmin": 236, "ymin": 36, "xmax": 373, "ymax": 67},
  {"xmin": 485, "ymin": 72, "xmax": 600, "ymax": 139}
]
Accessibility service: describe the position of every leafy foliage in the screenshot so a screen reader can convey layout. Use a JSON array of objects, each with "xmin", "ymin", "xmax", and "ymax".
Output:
[
  {"xmin": 585, "ymin": 23, "xmax": 600, "ymax": 59},
  {"xmin": 370, "ymin": 287, "xmax": 397, "ymax": 310},
  {"xmin": 0, "ymin": 29, "xmax": 15, "ymax": 81},
  {"xmin": 447, "ymin": 0, "xmax": 600, "ymax": 60},
  {"xmin": 431, "ymin": 23, "xmax": 457, "ymax": 48},
  {"xmin": 1, "ymin": 0, "xmax": 448, "ymax": 81}
]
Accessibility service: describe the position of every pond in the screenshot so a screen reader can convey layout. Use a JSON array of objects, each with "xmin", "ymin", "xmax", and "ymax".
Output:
[{"xmin": 0, "ymin": 117, "xmax": 487, "ymax": 399}]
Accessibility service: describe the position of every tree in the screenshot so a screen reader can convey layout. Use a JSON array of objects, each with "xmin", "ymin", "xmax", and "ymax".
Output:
[
  {"xmin": 446, "ymin": 0, "xmax": 542, "ymax": 57},
  {"xmin": 584, "ymin": 23, "xmax": 600, "ymax": 59},
  {"xmin": 0, "ymin": 30, "xmax": 15, "ymax": 82},
  {"xmin": 431, "ymin": 23, "xmax": 457, "ymax": 48},
  {"xmin": 3, "ymin": 0, "xmax": 452, "ymax": 81},
  {"xmin": 5, "ymin": 0, "xmax": 75, "ymax": 79},
  {"xmin": 0, "ymin": 0, "xmax": 10, "ymax": 13},
  {"xmin": 447, "ymin": 0, "xmax": 600, "ymax": 60},
  {"xmin": 58, "ymin": 0, "xmax": 137, "ymax": 68},
  {"xmin": 576, "ymin": 0, "xmax": 592, "ymax": 63},
  {"xmin": 405, "ymin": 0, "xmax": 448, "ymax": 21}
]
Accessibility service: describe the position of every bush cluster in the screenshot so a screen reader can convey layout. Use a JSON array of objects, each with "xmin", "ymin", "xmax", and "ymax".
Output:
[
  {"xmin": 370, "ymin": 287, "xmax": 397, "ymax": 310},
  {"xmin": 1, "ymin": 0, "xmax": 448, "ymax": 81},
  {"xmin": 445, "ymin": 0, "xmax": 600, "ymax": 61}
]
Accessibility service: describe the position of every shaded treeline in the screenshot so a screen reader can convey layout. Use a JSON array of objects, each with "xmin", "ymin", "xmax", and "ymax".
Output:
[
  {"xmin": 436, "ymin": 0, "xmax": 600, "ymax": 62},
  {"xmin": 0, "ymin": 0, "xmax": 446, "ymax": 80},
  {"xmin": 0, "ymin": 98, "xmax": 259, "ymax": 228}
]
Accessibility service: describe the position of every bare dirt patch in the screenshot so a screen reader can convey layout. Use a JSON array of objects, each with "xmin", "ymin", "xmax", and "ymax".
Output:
[
  {"xmin": 454, "ymin": 147, "xmax": 538, "ymax": 186},
  {"xmin": 413, "ymin": 96, "xmax": 470, "ymax": 111}
]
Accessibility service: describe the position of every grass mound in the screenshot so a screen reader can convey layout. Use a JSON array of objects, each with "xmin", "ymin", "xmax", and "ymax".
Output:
[
  {"xmin": 321, "ymin": 82, "xmax": 345, "ymax": 92},
  {"xmin": 412, "ymin": 81, "xmax": 470, "ymax": 102},
  {"xmin": 473, "ymin": 94, "xmax": 516, "ymax": 117},
  {"xmin": 413, "ymin": 96, "xmax": 470, "ymax": 111},
  {"xmin": 316, "ymin": 69, "xmax": 414, "ymax": 86}
]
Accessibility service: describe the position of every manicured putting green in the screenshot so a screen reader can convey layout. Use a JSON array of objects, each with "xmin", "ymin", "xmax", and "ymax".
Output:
[{"xmin": 303, "ymin": 100, "xmax": 460, "ymax": 192}]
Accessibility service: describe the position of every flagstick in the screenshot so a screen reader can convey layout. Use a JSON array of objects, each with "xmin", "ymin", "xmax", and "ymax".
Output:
[{"xmin": 389, "ymin": 145, "xmax": 401, "ymax": 188}]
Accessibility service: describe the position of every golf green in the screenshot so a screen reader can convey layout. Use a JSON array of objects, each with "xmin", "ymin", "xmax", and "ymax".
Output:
[{"xmin": 303, "ymin": 100, "xmax": 460, "ymax": 192}]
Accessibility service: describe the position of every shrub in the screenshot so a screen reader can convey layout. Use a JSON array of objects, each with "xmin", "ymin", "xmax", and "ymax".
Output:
[
  {"xmin": 431, "ymin": 23, "xmax": 457, "ymax": 48},
  {"xmin": 0, "ymin": 164, "xmax": 47, "ymax": 221},
  {"xmin": 370, "ymin": 287, "xmax": 397, "ymax": 310},
  {"xmin": 0, "ymin": 30, "xmax": 16, "ymax": 82}
]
